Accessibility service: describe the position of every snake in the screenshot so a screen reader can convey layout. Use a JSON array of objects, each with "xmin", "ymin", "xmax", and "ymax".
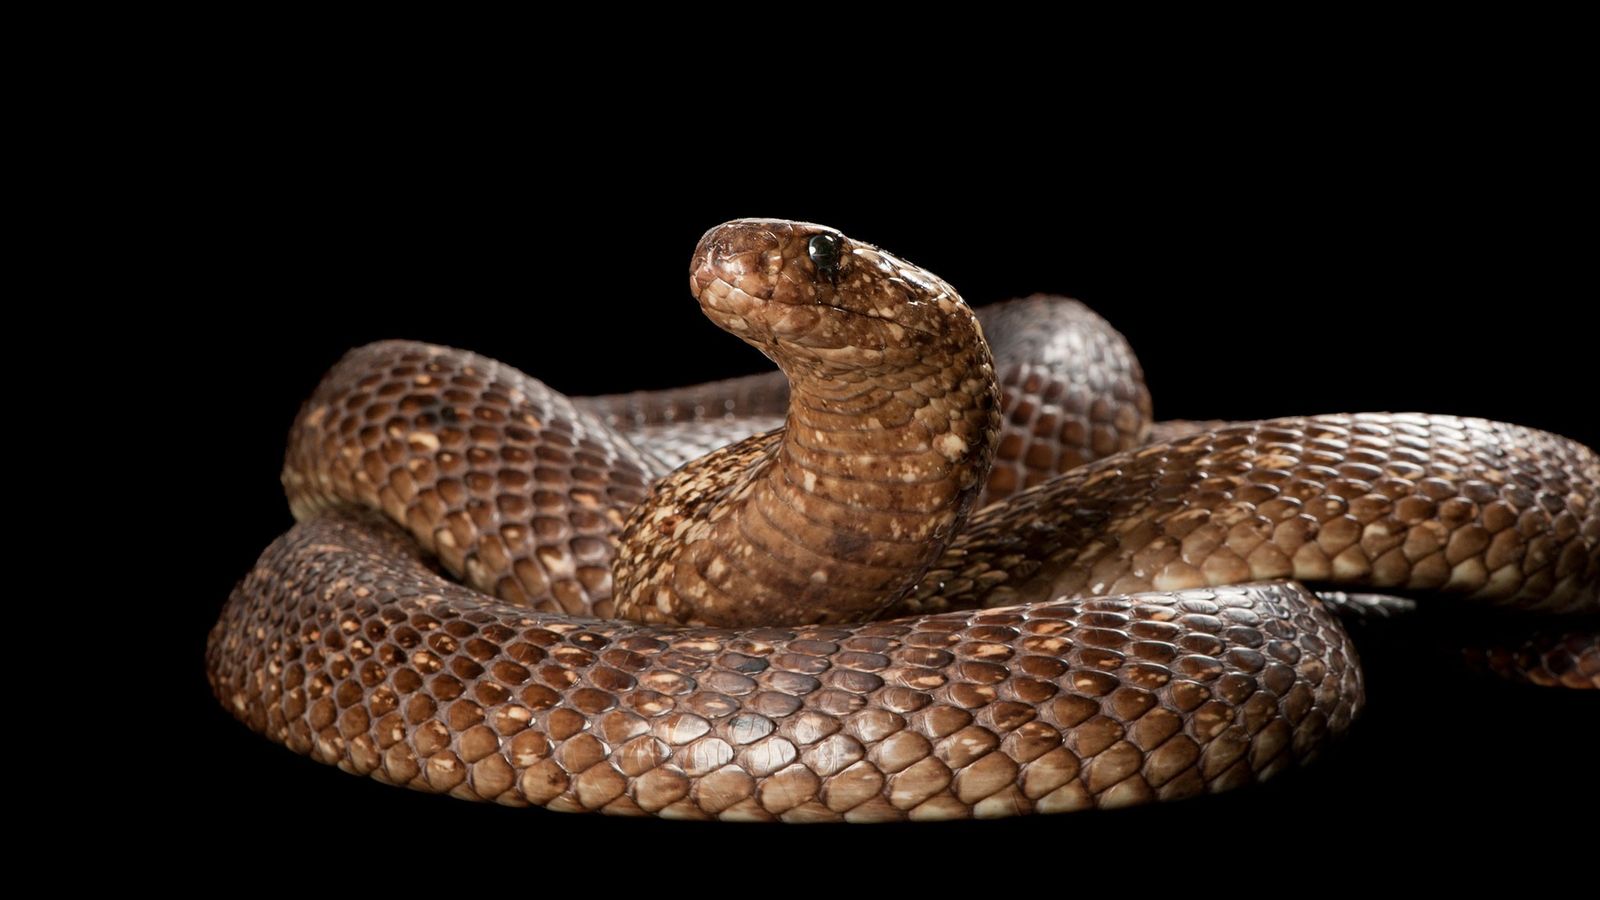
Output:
[{"xmin": 207, "ymin": 219, "xmax": 1599, "ymax": 822}]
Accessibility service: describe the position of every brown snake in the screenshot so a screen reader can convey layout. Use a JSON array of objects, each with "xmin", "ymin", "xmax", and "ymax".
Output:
[{"xmin": 207, "ymin": 219, "xmax": 1600, "ymax": 822}]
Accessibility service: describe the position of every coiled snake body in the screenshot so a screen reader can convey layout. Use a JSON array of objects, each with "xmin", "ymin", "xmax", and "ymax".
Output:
[{"xmin": 208, "ymin": 220, "xmax": 1599, "ymax": 822}]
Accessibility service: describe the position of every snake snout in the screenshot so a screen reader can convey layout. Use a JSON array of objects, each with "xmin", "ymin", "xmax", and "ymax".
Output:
[{"xmin": 691, "ymin": 219, "xmax": 833, "ymax": 305}]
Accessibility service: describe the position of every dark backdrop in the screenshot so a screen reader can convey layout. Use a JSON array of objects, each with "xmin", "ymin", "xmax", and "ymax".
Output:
[{"xmin": 166, "ymin": 134, "xmax": 1594, "ymax": 869}]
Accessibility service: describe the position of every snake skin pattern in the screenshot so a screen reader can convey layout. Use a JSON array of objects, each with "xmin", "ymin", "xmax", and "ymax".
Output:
[
  {"xmin": 208, "ymin": 220, "xmax": 1600, "ymax": 822},
  {"xmin": 577, "ymin": 294, "xmax": 1153, "ymax": 503}
]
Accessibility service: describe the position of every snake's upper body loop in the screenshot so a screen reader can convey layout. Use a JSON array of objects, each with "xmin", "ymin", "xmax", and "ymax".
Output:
[
  {"xmin": 208, "ymin": 220, "xmax": 1600, "ymax": 823},
  {"xmin": 614, "ymin": 220, "xmax": 1000, "ymax": 628}
]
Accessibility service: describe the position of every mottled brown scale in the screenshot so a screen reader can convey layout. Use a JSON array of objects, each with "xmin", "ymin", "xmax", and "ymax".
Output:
[
  {"xmin": 283, "ymin": 342, "xmax": 656, "ymax": 619},
  {"xmin": 900, "ymin": 414, "xmax": 1600, "ymax": 617},
  {"xmin": 210, "ymin": 218, "xmax": 1600, "ymax": 823},
  {"xmin": 211, "ymin": 512, "xmax": 1359, "ymax": 820},
  {"xmin": 1462, "ymin": 630, "xmax": 1600, "ymax": 689},
  {"xmin": 578, "ymin": 295, "xmax": 1154, "ymax": 504}
]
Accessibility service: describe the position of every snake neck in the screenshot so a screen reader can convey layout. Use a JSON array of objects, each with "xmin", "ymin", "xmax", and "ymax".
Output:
[{"xmin": 612, "ymin": 343, "xmax": 1001, "ymax": 628}]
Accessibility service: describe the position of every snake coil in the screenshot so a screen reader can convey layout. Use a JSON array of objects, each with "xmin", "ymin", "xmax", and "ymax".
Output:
[{"xmin": 208, "ymin": 219, "xmax": 1599, "ymax": 822}]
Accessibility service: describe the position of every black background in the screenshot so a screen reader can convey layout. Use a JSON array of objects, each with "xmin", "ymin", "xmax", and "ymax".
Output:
[{"xmin": 160, "ymin": 105, "xmax": 1596, "ymax": 874}]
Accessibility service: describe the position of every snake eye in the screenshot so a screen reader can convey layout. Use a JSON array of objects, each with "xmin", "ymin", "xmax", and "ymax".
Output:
[{"xmin": 807, "ymin": 233, "xmax": 843, "ymax": 275}]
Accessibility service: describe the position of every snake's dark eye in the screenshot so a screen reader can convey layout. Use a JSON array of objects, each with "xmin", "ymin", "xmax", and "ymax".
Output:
[{"xmin": 807, "ymin": 233, "xmax": 843, "ymax": 274}]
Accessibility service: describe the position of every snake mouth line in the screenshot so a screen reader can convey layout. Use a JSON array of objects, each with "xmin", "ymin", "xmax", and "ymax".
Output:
[{"xmin": 709, "ymin": 278, "xmax": 947, "ymax": 341}]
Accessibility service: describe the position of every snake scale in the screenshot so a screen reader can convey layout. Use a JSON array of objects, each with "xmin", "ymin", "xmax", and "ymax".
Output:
[{"xmin": 207, "ymin": 219, "xmax": 1599, "ymax": 822}]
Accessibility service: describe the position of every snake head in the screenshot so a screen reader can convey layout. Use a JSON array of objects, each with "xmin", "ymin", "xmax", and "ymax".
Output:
[{"xmin": 691, "ymin": 219, "xmax": 984, "ymax": 377}]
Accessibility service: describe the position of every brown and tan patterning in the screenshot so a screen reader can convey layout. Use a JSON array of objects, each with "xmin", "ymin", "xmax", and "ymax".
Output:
[{"xmin": 208, "ymin": 219, "xmax": 1600, "ymax": 823}]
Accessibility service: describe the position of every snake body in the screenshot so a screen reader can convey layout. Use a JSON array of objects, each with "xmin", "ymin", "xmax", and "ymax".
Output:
[{"xmin": 208, "ymin": 220, "xmax": 1600, "ymax": 821}]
